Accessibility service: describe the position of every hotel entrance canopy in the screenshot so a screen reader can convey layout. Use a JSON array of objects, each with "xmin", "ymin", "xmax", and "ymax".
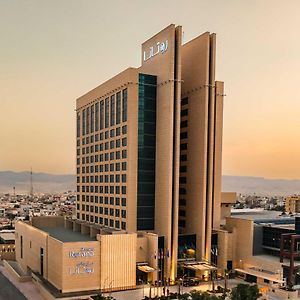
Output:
[
  {"xmin": 183, "ymin": 261, "xmax": 217, "ymax": 272},
  {"xmin": 235, "ymin": 268, "xmax": 285, "ymax": 284},
  {"xmin": 137, "ymin": 264, "xmax": 157, "ymax": 273}
]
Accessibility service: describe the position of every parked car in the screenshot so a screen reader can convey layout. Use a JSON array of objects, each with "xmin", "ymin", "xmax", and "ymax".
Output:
[{"xmin": 183, "ymin": 277, "xmax": 201, "ymax": 286}]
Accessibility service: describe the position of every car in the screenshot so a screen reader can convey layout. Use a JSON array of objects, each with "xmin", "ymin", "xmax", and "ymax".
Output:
[{"xmin": 183, "ymin": 277, "xmax": 201, "ymax": 287}]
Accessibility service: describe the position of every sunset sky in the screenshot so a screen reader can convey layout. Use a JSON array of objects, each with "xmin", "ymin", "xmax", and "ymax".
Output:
[{"xmin": 1, "ymin": 0, "xmax": 300, "ymax": 179}]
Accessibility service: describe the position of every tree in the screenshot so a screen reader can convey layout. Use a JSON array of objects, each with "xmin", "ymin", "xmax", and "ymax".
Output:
[
  {"xmin": 231, "ymin": 284, "xmax": 261, "ymax": 300},
  {"xmin": 190, "ymin": 291, "xmax": 223, "ymax": 300}
]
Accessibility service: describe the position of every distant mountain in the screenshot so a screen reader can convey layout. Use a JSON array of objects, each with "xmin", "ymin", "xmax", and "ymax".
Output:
[
  {"xmin": 0, "ymin": 171, "xmax": 299, "ymax": 196},
  {"xmin": 222, "ymin": 175, "xmax": 300, "ymax": 196},
  {"xmin": 0, "ymin": 171, "xmax": 75, "ymax": 194}
]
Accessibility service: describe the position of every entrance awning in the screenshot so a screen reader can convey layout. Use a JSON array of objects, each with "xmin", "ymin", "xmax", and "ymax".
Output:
[
  {"xmin": 137, "ymin": 264, "xmax": 156, "ymax": 273},
  {"xmin": 183, "ymin": 262, "xmax": 217, "ymax": 272},
  {"xmin": 235, "ymin": 268, "xmax": 285, "ymax": 284}
]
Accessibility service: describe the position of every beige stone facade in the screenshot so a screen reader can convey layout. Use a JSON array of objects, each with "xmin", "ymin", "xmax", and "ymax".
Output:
[
  {"xmin": 75, "ymin": 24, "xmax": 227, "ymax": 282},
  {"xmin": 15, "ymin": 217, "xmax": 139, "ymax": 294}
]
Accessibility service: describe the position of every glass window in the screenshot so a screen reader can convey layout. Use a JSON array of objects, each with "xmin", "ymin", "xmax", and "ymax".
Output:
[
  {"xmin": 110, "ymin": 95, "xmax": 115, "ymax": 126},
  {"xmin": 86, "ymin": 106, "xmax": 90, "ymax": 134},
  {"xmin": 91, "ymin": 104, "xmax": 95, "ymax": 133},
  {"xmin": 122, "ymin": 88, "xmax": 127, "ymax": 122},
  {"xmin": 82, "ymin": 109, "xmax": 86, "ymax": 135},
  {"xmin": 105, "ymin": 98, "xmax": 109, "ymax": 128},
  {"xmin": 95, "ymin": 102, "xmax": 99, "ymax": 131},
  {"xmin": 100, "ymin": 100, "xmax": 104, "ymax": 129},
  {"xmin": 116, "ymin": 92, "xmax": 121, "ymax": 124}
]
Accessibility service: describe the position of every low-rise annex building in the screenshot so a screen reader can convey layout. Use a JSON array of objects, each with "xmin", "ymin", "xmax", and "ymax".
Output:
[{"xmin": 13, "ymin": 216, "xmax": 159, "ymax": 297}]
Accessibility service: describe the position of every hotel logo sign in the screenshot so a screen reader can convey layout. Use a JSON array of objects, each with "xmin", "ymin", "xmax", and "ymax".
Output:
[
  {"xmin": 69, "ymin": 247, "xmax": 95, "ymax": 258},
  {"xmin": 143, "ymin": 40, "xmax": 168, "ymax": 62},
  {"xmin": 69, "ymin": 262, "xmax": 94, "ymax": 275}
]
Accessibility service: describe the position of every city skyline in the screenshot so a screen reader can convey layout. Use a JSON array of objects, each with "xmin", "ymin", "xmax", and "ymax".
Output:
[{"xmin": 1, "ymin": 0, "xmax": 300, "ymax": 179}]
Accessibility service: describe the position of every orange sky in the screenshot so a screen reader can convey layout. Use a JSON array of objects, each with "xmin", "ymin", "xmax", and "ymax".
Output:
[{"xmin": 1, "ymin": 0, "xmax": 300, "ymax": 179}]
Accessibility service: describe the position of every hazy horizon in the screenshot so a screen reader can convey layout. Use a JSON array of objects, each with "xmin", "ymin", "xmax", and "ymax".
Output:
[{"xmin": 1, "ymin": 0, "xmax": 300, "ymax": 179}]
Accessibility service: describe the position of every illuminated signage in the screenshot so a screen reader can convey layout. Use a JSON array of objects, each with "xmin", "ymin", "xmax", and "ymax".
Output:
[
  {"xmin": 143, "ymin": 40, "xmax": 168, "ymax": 62},
  {"xmin": 69, "ymin": 262, "xmax": 94, "ymax": 275},
  {"xmin": 69, "ymin": 247, "xmax": 95, "ymax": 258}
]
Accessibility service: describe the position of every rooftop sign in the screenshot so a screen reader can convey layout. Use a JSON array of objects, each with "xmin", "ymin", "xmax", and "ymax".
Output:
[{"xmin": 143, "ymin": 40, "xmax": 168, "ymax": 62}]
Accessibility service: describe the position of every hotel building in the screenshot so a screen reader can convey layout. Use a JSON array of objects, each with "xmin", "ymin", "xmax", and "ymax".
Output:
[
  {"xmin": 76, "ymin": 24, "xmax": 223, "ymax": 279},
  {"xmin": 12, "ymin": 25, "xmax": 245, "ymax": 297}
]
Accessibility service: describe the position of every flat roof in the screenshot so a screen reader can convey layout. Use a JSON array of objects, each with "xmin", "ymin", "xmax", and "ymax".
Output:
[
  {"xmin": 0, "ymin": 232, "xmax": 15, "ymax": 242},
  {"xmin": 38, "ymin": 227, "xmax": 96, "ymax": 242}
]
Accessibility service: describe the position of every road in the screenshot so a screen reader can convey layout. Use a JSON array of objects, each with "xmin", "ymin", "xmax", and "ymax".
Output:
[{"xmin": 0, "ymin": 272, "xmax": 27, "ymax": 300}]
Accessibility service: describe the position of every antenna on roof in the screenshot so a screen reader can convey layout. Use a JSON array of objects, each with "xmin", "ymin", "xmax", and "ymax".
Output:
[{"xmin": 30, "ymin": 167, "xmax": 33, "ymax": 198}]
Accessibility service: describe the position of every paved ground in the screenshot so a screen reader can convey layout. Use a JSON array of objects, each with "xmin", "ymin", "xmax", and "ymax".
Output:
[
  {"xmin": 0, "ymin": 272, "xmax": 27, "ymax": 300},
  {"xmin": 0, "ymin": 265, "xmax": 44, "ymax": 300},
  {"xmin": 107, "ymin": 279, "xmax": 244, "ymax": 300},
  {"xmin": 107, "ymin": 278, "xmax": 299, "ymax": 300}
]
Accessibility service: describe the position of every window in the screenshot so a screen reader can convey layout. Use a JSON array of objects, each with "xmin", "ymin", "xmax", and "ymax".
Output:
[
  {"xmin": 116, "ymin": 139, "xmax": 121, "ymax": 148},
  {"xmin": 110, "ymin": 129, "xmax": 115, "ymax": 138},
  {"xmin": 105, "ymin": 98, "xmax": 109, "ymax": 128},
  {"xmin": 86, "ymin": 106, "xmax": 90, "ymax": 134},
  {"xmin": 181, "ymin": 97, "xmax": 188, "ymax": 105},
  {"xmin": 180, "ymin": 143, "xmax": 188, "ymax": 150},
  {"xmin": 116, "ymin": 127, "xmax": 121, "ymax": 136},
  {"xmin": 122, "ymin": 150, "xmax": 127, "ymax": 158},
  {"xmin": 122, "ymin": 88, "xmax": 127, "ymax": 122},
  {"xmin": 121, "ymin": 198, "xmax": 126, "ymax": 206},
  {"xmin": 181, "ymin": 120, "xmax": 188, "ymax": 128},
  {"xmin": 181, "ymin": 109, "xmax": 188, "ymax": 117},
  {"xmin": 122, "ymin": 125, "xmax": 127, "ymax": 134},
  {"xmin": 122, "ymin": 162, "xmax": 127, "ymax": 170},
  {"xmin": 95, "ymin": 102, "xmax": 99, "ymax": 131},
  {"xmin": 91, "ymin": 104, "xmax": 95, "ymax": 133},
  {"xmin": 100, "ymin": 100, "xmax": 104, "ymax": 129},
  {"xmin": 122, "ymin": 186, "xmax": 126, "ymax": 194},
  {"xmin": 121, "ymin": 222, "xmax": 126, "ymax": 230},
  {"xmin": 116, "ymin": 186, "xmax": 120, "ymax": 194},
  {"xmin": 180, "ymin": 154, "xmax": 187, "ymax": 161},
  {"xmin": 82, "ymin": 109, "xmax": 86, "ymax": 135},
  {"xmin": 122, "ymin": 138, "xmax": 127, "ymax": 147},
  {"xmin": 180, "ymin": 165, "xmax": 187, "ymax": 173},
  {"xmin": 180, "ymin": 177, "xmax": 186, "ymax": 184},
  {"xmin": 110, "ymin": 94, "xmax": 115, "ymax": 126},
  {"xmin": 180, "ymin": 132, "xmax": 188, "ymax": 139},
  {"xmin": 122, "ymin": 174, "xmax": 126, "ymax": 182},
  {"xmin": 20, "ymin": 235, "xmax": 23, "ymax": 259},
  {"xmin": 116, "ymin": 92, "xmax": 121, "ymax": 124},
  {"xmin": 110, "ymin": 219, "xmax": 114, "ymax": 227}
]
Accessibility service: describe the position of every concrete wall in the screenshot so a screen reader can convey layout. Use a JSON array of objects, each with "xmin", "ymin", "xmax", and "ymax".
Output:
[{"xmin": 99, "ymin": 233, "xmax": 136, "ymax": 291}]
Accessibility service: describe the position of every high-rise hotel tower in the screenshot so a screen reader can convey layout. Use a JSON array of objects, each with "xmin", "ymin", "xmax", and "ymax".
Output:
[{"xmin": 76, "ymin": 24, "xmax": 224, "ymax": 281}]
